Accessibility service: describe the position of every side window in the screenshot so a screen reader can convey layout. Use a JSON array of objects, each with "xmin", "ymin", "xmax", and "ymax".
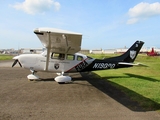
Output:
[
  {"xmin": 58, "ymin": 54, "xmax": 65, "ymax": 60},
  {"xmin": 51, "ymin": 53, "xmax": 59, "ymax": 59},
  {"xmin": 51, "ymin": 53, "xmax": 65, "ymax": 60},
  {"xmin": 66, "ymin": 54, "xmax": 75, "ymax": 60},
  {"xmin": 77, "ymin": 56, "xmax": 83, "ymax": 61}
]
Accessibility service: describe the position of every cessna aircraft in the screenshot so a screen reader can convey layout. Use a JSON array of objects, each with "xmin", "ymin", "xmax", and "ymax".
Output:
[{"xmin": 12, "ymin": 28, "xmax": 144, "ymax": 84}]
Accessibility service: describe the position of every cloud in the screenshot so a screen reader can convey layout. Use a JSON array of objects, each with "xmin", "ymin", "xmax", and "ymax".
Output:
[
  {"xmin": 11, "ymin": 0, "xmax": 60, "ymax": 15},
  {"xmin": 127, "ymin": 2, "xmax": 160, "ymax": 24}
]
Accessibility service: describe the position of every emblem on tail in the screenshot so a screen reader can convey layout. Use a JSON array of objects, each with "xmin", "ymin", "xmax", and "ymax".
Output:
[{"xmin": 130, "ymin": 50, "xmax": 136, "ymax": 60}]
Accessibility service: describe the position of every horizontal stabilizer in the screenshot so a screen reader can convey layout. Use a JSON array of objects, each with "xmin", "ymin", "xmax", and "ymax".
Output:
[{"xmin": 118, "ymin": 62, "xmax": 148, "ymax": 67}]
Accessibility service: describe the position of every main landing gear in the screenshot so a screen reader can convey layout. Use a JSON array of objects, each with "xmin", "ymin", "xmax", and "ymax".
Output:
[
  {"xmin": 27, "ymin": 70, "xmax": 72, "ymax": 84},
  {"xmin": 27, "ymin": 70, "xmax": 39, "ymax": 81},
  {"xmin": 55, "ymin": 72, "xmax": 72, "ymax": 84}
]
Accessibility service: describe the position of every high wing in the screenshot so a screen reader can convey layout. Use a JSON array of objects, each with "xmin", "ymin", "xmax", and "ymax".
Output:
[
  {"xmin": 34, "ymin": 27, "xmax": 82, "ymax": 71},
  {"xmin": 34, "ymin": 27, "xmax": 82, "ymax": 54}
]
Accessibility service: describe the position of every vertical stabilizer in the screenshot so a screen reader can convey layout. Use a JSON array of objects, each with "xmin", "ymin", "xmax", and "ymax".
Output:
[
  {"xmin": 104, "ymin": 41, "xmax": 144, "ymax": 63},
  {"xmin": 118, "ymin": 41, "xmax": 144, "ymax": 63}
]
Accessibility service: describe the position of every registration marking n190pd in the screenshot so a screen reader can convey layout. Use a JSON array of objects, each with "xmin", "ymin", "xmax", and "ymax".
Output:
[{"xmin": 93, "ymin": 63, "xmax": 115, "ymax": 69}]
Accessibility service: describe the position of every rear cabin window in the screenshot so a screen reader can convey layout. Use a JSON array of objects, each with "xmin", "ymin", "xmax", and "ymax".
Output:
[{"xmin": 77, "ymin": 56, "xmax": 83, "ymax": 61}]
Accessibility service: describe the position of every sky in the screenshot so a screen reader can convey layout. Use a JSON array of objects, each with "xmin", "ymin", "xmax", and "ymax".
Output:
[{"xmin": 1, "ymin": 0, "xmax": 160, "ymax": 50}]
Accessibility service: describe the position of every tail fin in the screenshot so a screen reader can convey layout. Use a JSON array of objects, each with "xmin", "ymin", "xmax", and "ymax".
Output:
[
  {"xmin": 119, "ymin": 41, "xmax": 144, "ymax": 62},
  {"xmin": 151, "ymin": 48, "xmax": 155, "ymax": 53},
  {"xmin": 106, "ymin": 41, "xmax": 144, "ymax": 63}
]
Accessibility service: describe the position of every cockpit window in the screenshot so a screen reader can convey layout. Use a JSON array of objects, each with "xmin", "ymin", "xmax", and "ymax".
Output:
[{"xmin": 51, "ymin": 53, "xmax": 65, "ymax": 60}]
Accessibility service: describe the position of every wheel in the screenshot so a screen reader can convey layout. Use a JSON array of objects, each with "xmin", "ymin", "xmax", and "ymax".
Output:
[
  {"xmin": 27, "ymin": 74, "xmax": 39, "ymax": 81},
  {"xmin": 58, "ymin": 82, "xmax": 65, "ymax": 84},
  {"xmin": 28, "ymin": 79, "xmax": 34, "ymax": 81}
]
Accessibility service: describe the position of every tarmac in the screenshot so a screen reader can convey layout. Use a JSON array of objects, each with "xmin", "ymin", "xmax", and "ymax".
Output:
[{"xmin": 0, "ymin": 60, "xmax": 160, "ymax": 120}]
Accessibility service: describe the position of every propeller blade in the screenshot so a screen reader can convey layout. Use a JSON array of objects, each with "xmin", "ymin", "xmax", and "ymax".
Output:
[
  {"xmin": 12, "ymin": 59, "xmax": 18, "ymax": 67},
  {"xmin": 18, "ymin": 61, "xmax": 22, "ymax": 67},
  {"xmin": 12, "ymin": 59, "xmax": 22, "ymax": 67}
]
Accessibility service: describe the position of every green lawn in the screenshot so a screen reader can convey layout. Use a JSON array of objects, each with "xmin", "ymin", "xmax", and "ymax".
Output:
[
  {"xmin": 89, "ymin": 54, "xmax": 160, "ymax": 110},
  {"xmin": 0, "ymin": 54, "xmax": 13, "ymax": 60}
]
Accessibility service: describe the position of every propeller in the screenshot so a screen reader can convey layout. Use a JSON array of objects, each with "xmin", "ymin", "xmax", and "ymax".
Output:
[{"xmin": 12, "ymin": 59, "xmax": 22, "ymax": 67}]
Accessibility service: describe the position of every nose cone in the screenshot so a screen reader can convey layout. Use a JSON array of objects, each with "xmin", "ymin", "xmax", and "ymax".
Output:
[{"xmin": 13, "ymin": 55, "xmax": 20, "ymax": 60}]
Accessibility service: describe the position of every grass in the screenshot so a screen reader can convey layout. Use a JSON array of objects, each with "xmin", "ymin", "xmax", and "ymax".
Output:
[
  {"xmin": 0, "ymin": 54, "xmax": 13, "ymax": 61},
  {"xmin": 89, "ymin": 53, "xmax": 160, "ymax": 110}
]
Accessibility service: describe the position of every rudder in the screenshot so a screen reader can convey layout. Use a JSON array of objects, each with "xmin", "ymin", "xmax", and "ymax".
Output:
[{"xmin": 119, "ymin": 41, "xmax": 144, "ymax": 63}]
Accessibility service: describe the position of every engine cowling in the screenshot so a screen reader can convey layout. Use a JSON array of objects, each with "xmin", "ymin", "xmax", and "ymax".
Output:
[{"xmin": 54, "ymin": 76, "xmax": 71, "ymax": 84}]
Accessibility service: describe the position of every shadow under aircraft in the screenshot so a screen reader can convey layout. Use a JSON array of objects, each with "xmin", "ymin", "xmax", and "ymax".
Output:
[{"xmin": 80, "ymin": 72, "xmax": 160, "ymax": 112}]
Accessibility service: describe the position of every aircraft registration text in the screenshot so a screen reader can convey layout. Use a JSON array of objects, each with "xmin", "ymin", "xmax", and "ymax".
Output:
[
  {"xmin": 93, "ymin": 63, "xmax": 115, "ymax": 69},
  {"xmin": 75, "ymin": 61, "xmax": 88, "ymax": 71}
]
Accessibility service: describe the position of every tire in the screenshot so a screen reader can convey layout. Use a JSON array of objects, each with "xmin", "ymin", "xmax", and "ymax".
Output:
[{"xmin": 58, "ymin": 82, "xmax": 65, "ymax": 84}]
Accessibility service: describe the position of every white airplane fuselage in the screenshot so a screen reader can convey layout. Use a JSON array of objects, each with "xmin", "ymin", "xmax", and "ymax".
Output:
[
  {"xmin": 12, "ymin": 41, "xmax": 144, "ymax": 83},
  {"xmin": 14, "ymin": 53, "xmax": 94, "ymax": 73}
]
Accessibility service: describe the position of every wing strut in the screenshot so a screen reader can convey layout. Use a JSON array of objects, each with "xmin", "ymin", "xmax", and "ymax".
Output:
[
  {"xmin": 62, "ymin": 34, "xmax": 71, "ymax": 53},
  {"xmin": 44, "ymin": 32, "xmax": 51, "ymax": 71}
]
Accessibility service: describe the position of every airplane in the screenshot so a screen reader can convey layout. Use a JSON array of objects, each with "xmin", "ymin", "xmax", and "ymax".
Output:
[
  {"xmin": 12, "ymin": 27, "xmax": 144, "ymax": 84},
  {"xmin": 147, "ymin": 47, "xmax": 159, "ymax": 56}
]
